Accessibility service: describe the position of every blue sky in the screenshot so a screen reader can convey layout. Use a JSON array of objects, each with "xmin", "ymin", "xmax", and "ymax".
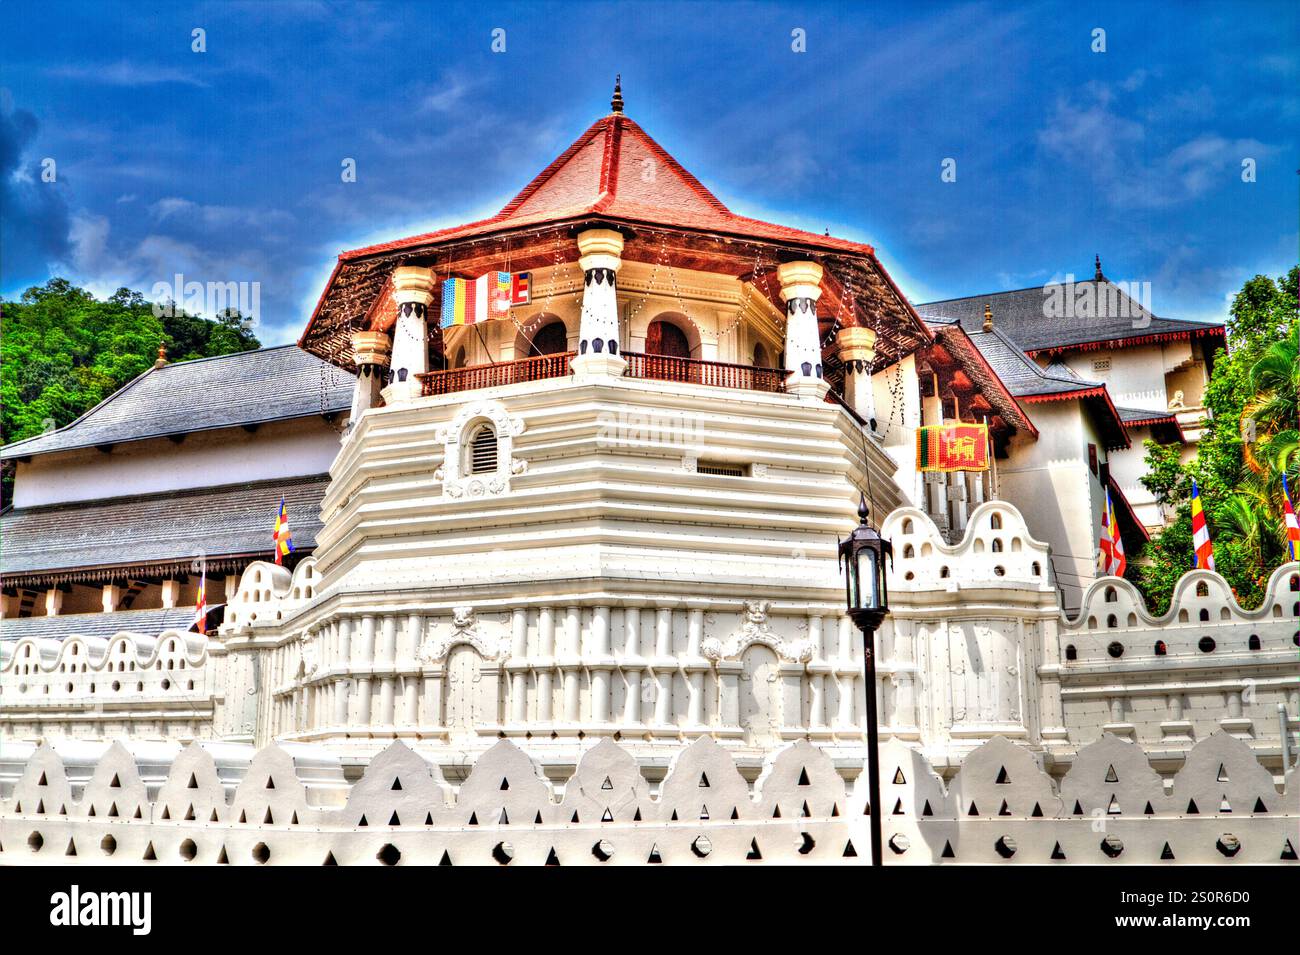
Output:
[{"xmin": 2, "ymin": 0, "xmax": 1296, "ymax": 345}]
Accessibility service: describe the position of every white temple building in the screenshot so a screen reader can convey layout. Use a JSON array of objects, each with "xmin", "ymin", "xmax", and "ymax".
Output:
[{"xmin": 1, "ymin": 87, "xmax": 1294, "ymax": 865}]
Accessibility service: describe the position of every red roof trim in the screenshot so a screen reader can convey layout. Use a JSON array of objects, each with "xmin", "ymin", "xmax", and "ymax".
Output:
[
  {"xmin": 1123, "ymin": 413, "xmax": 1177, "ymax": 428},
  {"xmin": 1027, "ymin": 324, "xmax": 1225, "ymax": 357},
  {"xmin": 1020, "ymin": 385, "xmax": 1130, "ymax": 450}
]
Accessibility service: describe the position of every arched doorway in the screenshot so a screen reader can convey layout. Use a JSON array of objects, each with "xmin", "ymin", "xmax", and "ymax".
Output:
[
  {"xmin": 444, "ymin": 645, "xmax": 482, "ymax": 738},
  {"xmin": 526, "ymin": 320, "xmax": 568, "ymax": 357},
  {"xmin": 645, "ymin": 319, "xmax": 691, "ymax": 359},
  {"xmin": 753, "ymin": 342, "xmax": 770, "ymax": 368},
  {"xmin": 738, "ymin": 645, "xmax": 782, "ymax": 747}
]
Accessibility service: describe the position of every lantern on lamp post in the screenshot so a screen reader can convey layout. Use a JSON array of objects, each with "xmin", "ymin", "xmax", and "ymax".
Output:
[{"xmin": 839, "ymin": 493, "xmax": 893, "ymax": 867}]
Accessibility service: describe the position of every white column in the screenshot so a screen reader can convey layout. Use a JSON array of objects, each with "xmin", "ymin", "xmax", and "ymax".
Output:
[
  {"xmin": 590, "ymin": 606, "xmax": 611, "ymax": 724},
  {"xmin": 837, "ymin": 326, "xmax": 877, "ymax": 424},
  {"xmin": 386, "ymin": 266, "xmax": 435, "ymax": 403},
  {"xmin": 160, "ymin": 579, "xmax": 180, "ymax": 609},
  {"xmin": 102, "ymin": 584, "xmax": 122, "ymax": 613},
  {"xmin": 563, "ymin": 606, "xmax": 581, "ymax": 722},
  {"xmin": 685, "ymin": 609, "xmax": 705, "ymax": 727},
  {"xmin": 402, "ymin": 677, "xmax": 419, "ymax": 726},
  {"xmin": 510, "ymin": 608, "xmax": 528, "ymax": 724},
  {"xmin": 537, "ymin": 607, "xmax": 555, "ymax": 723},
  {"xmin": 653, "ymin": 608, "xmax": 673, "ymax": 728},
  {"xmin": 572, "ymin": 228, "xmax": 627, "ymax": 377},
  {"xmin": 777, "ymin": 260, "xmax": 829, "ymax": 399},
  {"xmin": 349, "ymin": 331, "xmax": 391, "ymax": 422},
  {"xmin": 333, "ymin": 619, "xmax": 351, "ymax": 726},
  {"xmin": 622, "ymin": 608, "xmax": 642, "ymax": 725}
]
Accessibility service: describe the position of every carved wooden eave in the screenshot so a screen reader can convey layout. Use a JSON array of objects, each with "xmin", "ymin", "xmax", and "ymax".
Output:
[{"xmin": 299, "ymin": 219, "xmax": 932, "ymax": 374}]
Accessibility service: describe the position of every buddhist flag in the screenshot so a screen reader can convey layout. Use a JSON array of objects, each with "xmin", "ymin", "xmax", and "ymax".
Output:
[
  {"xmin": 1098, "ymin": 496, "xmax": 1114, "ymax": 575},
  {"xmin": 1190, "ymin": 479, "xmax": 1215, "ymax": 571},
  {"xmin": 273, "ymin": 497, "xmax": 294, "ymax": 565},
  {"xmin": 1108, "ymin": 488, "xmax": 1126, "ymax": 577},
  {"xmin": 916, "ymin": 423, "xmax": 989, "ymax": 472},
  {"xmin": 440, "ymin": 271, "xmax": 531, "ymax": 328},
  {"xmin": 1283, "ymin": 474, "xmax": 1300, "ymax": 561},
  {"xmin": 194, "ymin": 566, "xmax": 207, "ymax": 632}
]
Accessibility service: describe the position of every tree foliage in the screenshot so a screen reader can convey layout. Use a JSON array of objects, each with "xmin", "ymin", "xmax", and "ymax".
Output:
[
  {"xmin": 1138, "ymin": 266, "xmax": 1299, "ymax": 613},
  {"xmin": 1, "ymin": 278, "xmax": 260, "ymax": 502}
]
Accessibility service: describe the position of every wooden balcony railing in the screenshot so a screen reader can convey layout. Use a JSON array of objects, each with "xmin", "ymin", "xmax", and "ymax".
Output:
[
  {"xmin": 419, "ymin": 351, "xmax": 575, "ymax": 396},
  {"xmin": 623, "ymin": 352, "xmax": 787, "ymax": 393},
  {"xmin": 417, "ymin": 350, "xmax": 787, "ymax": 397}
]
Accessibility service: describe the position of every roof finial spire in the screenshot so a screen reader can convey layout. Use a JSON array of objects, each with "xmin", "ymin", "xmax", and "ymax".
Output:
[
  {"xmin": 983, "ymin": 302, "xmax": 994, "ymax": 333},
  {"xmin": 1095, "ymin": 253, "xmax": 1103, "ymax": 281},
  {"xmin": 154, "ymin": 342, "xmax": 168, "ymax": 369},
  {"xmin": 611, "ymin": 74, "xmax": 624, "ymax": 114}
]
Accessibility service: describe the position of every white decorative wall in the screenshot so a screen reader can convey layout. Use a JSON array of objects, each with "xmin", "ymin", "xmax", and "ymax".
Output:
[{"xmin": 2, "ymin": 731, "xmax": 1294, "ymax": 866}]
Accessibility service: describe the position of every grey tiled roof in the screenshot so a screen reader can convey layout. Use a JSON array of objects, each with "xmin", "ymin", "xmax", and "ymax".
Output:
[
  {"xmin": 1, "ymin": 345, "xmax": 354, "ymax": 460},
  {"xmin": 0, "ymin": 607, "xmax": 198, "ymax": 642},
  {"xmin": 927, "ymin": 319, "xmax": 1101, "ymax": 398},
  {"xmin": 0, "ymin": 474, "xmax": 330, "ymax": 576},
  {"xmin": 1117, "ymin": 405, "xmax": 1176, "ymax": 424},
  {"xmin": 915, "ymin": 279, "xmax": 1222, "ymax": 353}
]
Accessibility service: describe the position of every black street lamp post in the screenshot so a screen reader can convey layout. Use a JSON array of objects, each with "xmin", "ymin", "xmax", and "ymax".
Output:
[{"xmin": 839, "ymin": 493, "xmax": 893, "ymax": 867}]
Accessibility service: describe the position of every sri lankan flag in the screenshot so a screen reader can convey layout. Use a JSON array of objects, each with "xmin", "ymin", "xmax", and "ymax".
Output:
[
  {"xmin": 273, "ymin": 497, "xmax": 294, "ymax": 565},
  {"xmin": 916, "ymin": 423, "xmax": 989, "ymax": 472}
]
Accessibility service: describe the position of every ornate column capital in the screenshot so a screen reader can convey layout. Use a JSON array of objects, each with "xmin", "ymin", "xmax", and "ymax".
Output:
[
  {"xmin": 837, "ymin": 326, "xmax": 877, "ymax": 375},
  {"xmin": 392, "ymin": 265, "xmax": 435, "ymax": 307},
  {"xmin": 776, "ymin": 260, "xmax": 824, "ymax": 303}
]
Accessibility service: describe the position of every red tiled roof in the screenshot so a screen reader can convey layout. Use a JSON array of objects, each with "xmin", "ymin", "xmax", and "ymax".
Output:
[
  {"xmin": 337, "ymin": 113, "xmax": 875, "ymax": 262},
  {"xmin": 1020, "ymin": 385, "xmax": 1131, "ymax": 451}
]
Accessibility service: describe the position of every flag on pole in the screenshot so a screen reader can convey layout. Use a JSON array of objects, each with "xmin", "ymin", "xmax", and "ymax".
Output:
[
  {"xmin": 1190, "ymin": 479, "xmax": 1215, "ymax": 571},
  {"xmin": 1108, "ymin": 488, "xmax": 1126, "ymax": 577},
  {"xmin": 194, "ymin": 565, "xmax": 207, "ymax": 632},
  {"xmin": 440, "ymin": 272, "xmax": 531, "ymax": 328},
  {"xmin": 1283, "ymin": 474, "xmax": 1300, "ymax": 561},
  {"xmin": 273, "ymin": 497, "xmax": 294, "ymax": 565},
  {"xmin": 1097, "ymin": 495, "xmax": 1114, "ymax": 575}
]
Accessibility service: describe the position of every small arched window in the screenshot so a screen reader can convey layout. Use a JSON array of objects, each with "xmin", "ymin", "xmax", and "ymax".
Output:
[
  {"xmin": 1247, "ymin": 634, "xmax": 1261, "ymax": 651},
  {"xmin": 1065, "ymin": 644, "xmax": 1077, "ymax": 661},
  {"xmin": 527, "ymin": 320, "xmax": 568, "ymax": 357},
  {"xmin": 646, "ymin": 319, "xmax": 691, "ymax": 358},
  {"xmin": 469, "ymin": 424, "xmax": 498, "ymax": 475},
  {"xmin": 1154, "ymin": 640, "xmax": 1167, "ymax": 656}
]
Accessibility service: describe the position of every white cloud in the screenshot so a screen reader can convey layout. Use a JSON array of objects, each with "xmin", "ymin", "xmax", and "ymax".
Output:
[{"xmin": 48, "ymin": 61, "xmax": 208, "ymax": 88}]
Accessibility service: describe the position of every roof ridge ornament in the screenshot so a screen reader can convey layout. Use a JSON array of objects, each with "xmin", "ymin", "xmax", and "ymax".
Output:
[
  {"xmin": 154, "ymin": 343, "xmax": 168, "ymax": 369},
  {"xmin": 983, "ymin": 303, "xmax": 994, "ymax": 333},
  {"xmin": 1095, "ymin": 254, "xmax": 1104, "ymax": 282},
  {"xmin": 611, "ymin": 74, "xmax": 624, "ymax": 114}
]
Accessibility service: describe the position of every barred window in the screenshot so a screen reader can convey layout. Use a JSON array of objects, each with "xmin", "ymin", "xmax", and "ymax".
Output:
[{"xmin": 469, "ymin": 424, "xmax": 497, "ymax": 474}]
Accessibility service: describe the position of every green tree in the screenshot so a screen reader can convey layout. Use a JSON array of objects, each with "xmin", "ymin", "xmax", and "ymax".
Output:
[
  {"xmin": 1137, "ymin": 266, "xmax": 1299, "ymax": 613},
  {"xmin": 1, "ymin": 278, "xmax": 261, "ymax": 503}
]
